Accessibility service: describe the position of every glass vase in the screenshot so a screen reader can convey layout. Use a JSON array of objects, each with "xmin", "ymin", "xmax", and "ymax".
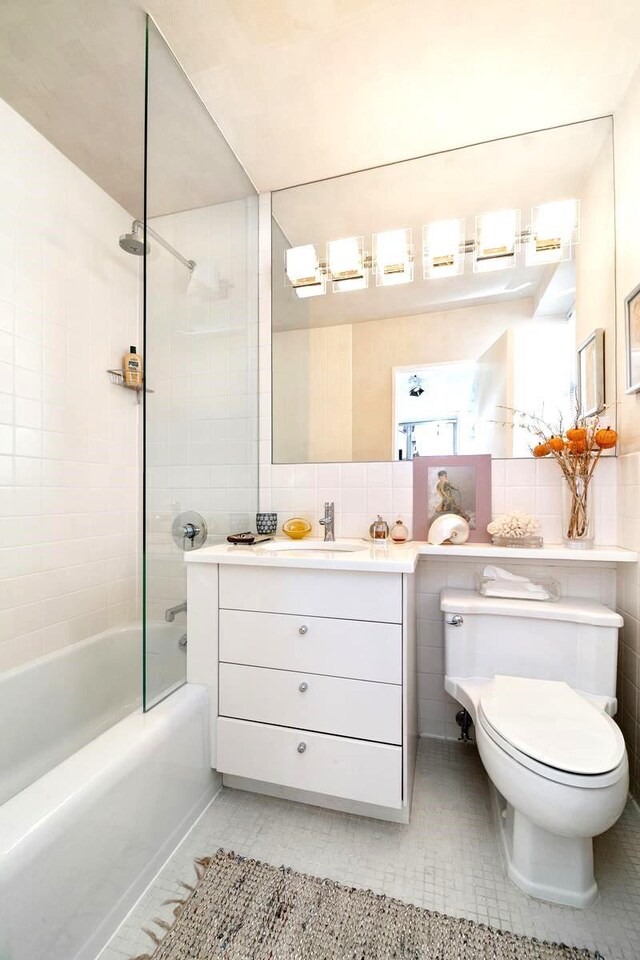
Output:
[{"xmin": 562, "ymin": 476, "xmax": 594, "ymax": 549}]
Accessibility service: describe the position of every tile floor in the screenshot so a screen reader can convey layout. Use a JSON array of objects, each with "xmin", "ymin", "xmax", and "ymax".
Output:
[{"xmin": 100, "ymin": 738, "xmax": 640, "ymax": 960}]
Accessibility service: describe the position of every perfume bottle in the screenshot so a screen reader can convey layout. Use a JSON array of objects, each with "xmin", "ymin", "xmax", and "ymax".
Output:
[
  {"xmin": 369, "ymin": 515, "xmax": 389, "ymax": 541},
  {"xmin": 390, "ymin": 519, "xmax": 409, "ymax": 542}
]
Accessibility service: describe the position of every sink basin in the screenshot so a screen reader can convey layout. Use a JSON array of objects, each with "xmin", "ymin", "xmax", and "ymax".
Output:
[{"xmin": 258, "ymin": 539, "xmax": 368, "ymax": 553}]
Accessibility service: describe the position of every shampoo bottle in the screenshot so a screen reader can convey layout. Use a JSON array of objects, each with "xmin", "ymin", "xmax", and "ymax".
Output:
[{"xmin": 123, "ymin": 345, "xmax": 142, "ymax": 387}]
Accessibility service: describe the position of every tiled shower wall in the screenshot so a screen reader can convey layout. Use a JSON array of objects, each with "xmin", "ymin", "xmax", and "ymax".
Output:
[
  {"xmin": 144, "ymin": 198, "xmax": 258, "ymax": 626},
  {"xmin": 0, "ymin": 97, "xmax": 141, "ymax": 674}
]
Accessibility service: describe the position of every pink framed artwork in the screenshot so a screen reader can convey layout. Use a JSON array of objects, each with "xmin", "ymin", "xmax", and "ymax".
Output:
[{"xmin": 412, "ymin": 454, "xmax": 492, "ymax": 543}]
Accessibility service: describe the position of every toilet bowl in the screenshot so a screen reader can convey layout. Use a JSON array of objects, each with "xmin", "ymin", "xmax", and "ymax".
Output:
[
  {"xmin": 441, "ymin": 589, "xmax": 628, "ymax": 907},
  {"xmin": 460, "ymin": 675, "xmax": 628, "ymax": 907}
]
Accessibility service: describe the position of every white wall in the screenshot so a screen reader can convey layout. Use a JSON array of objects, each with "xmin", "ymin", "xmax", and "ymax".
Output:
[
  {"xmin": 614, "ymin": 57, "xmax": 640, "ymax": 800},
  {"xmin": 0, "ymin": 97, "xmax": 141, "ymax": 674}
]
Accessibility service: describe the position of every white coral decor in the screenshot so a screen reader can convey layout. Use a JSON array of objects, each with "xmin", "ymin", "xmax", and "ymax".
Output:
[{"xmin": 487, "ymin": 512, "xmax": 540, "ymax": 539}]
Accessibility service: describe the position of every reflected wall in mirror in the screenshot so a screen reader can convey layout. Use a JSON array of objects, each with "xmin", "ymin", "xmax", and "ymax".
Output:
[{"xmin": 271, "ymin": 118, "xmax": 615, "ymax": 462}]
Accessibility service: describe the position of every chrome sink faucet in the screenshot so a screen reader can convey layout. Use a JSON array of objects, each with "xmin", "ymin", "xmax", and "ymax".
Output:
[{"xmin": 319, "ymin": 501, "xmax": 335, "ymax": 542}]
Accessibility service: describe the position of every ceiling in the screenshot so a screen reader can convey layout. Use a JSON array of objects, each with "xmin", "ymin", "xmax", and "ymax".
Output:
[
  {"xmin": 145, "ymin": 0, "xmax": 640, "ymax": 190},
  {"xmin": 0, "ymin": 0, "xmax": 638, "ymax": 209}
]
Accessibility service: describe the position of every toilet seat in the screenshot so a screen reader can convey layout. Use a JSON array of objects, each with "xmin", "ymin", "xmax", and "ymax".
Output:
[{"xmin": 478, "ymin": 675, "xmax": 626, "ymax": 782}]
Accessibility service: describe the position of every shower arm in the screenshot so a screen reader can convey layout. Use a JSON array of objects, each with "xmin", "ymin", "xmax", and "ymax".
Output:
[{"xmin": 131, "ymin": 219, "xmax": 196, "ymax": 272}]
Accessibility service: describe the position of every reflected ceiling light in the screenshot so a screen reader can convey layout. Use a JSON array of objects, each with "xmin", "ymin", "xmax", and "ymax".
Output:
[
  {"xmin": 327, "ymin": 236, "xmax": 368, "ymax": 292},
  {"xmin": 285, "ymin": 244, "xmax": 326, "ymax": 297},
  {"xmin": 526, "ymin": 199, "xmax": 580, "ymax": 266},
  {"xmin": 474, "ymin": 209, "xmax": 520, "ymax": 272},
  {"xmin": 423, "ymin": 219, "xmax": 465, "ymax": 279},
  {"xmin": 373, "ymin": 228, "xmax": 413, "ymax": 286}
]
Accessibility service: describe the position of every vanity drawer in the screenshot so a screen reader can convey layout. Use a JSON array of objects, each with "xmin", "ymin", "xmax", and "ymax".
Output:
[
  {"xmin": 219, "ymin": 610, "xmax": 402, "ymax": 683},
  {"xmin": 219, "ymin": 662, "xmax": 402, "ymax": 744},
  {"xmin": 219, "ymin": 566, "xmax": 402, "ymax": 623},
  {"xmin": 217, "ymin": 717, "xmax": 402, "ymax": 809}
]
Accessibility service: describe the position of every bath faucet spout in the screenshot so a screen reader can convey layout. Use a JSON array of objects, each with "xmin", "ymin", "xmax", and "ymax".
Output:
[{"xmin": 165, "ymin": 600, "xmax": 187, "ymax": 623}]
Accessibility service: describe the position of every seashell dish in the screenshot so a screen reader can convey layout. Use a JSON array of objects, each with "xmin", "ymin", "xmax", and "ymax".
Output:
[{"xmin": 427, "ymin": 514, "xmax": 470, "ymax": 545}]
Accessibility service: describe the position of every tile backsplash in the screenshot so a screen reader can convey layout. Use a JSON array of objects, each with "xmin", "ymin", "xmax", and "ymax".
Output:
[{"xmin": 259, "ymin": 456, "xmax": 617, "ymax": 545}]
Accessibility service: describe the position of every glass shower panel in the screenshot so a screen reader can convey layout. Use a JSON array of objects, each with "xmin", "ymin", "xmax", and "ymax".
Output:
[{"xmin": 144, "ymin": 19, "xmax": 258, "ymax": 709}]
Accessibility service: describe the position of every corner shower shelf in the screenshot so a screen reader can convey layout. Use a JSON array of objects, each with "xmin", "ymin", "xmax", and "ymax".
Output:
[{"xmin": 107, "ymin": 369, "xmax": 153, "ymax": 403}]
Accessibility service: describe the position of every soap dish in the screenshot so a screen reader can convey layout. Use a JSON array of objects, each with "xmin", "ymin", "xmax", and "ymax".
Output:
[
  {"xmin": 282, "ymin": 518, "xmax": 312, "ymax": 540},
  {"xmin": 476, "ymin": 574, "xmax": 560, "ymax": 602}
]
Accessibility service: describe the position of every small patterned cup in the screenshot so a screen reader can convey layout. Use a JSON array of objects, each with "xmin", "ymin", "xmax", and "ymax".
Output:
[{"xmin": 256, "ymin": 512, "xmax": 278, "ymax": 535}]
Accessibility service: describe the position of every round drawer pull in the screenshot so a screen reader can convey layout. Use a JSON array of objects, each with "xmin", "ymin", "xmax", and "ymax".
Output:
[
  {"xmin": 298, "ymin": 625, "xmax": 309, "ymax": 635},
  {"xmin": 298, "ymin": 681, "xmax": 309, "ymax": 692},
  {"xmin": 297, "ymin": 741, "xmax": 307, "ymax": 754}
]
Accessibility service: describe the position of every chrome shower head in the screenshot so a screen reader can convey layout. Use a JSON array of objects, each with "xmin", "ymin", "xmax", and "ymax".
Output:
[{"xmin": 119, "ymin": 229, "xmax": 148, "ymax": 256}]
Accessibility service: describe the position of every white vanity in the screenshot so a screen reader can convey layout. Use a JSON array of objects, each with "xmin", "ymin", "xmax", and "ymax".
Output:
[{"xmin": 185, "ymin": 540, "xmax": 420, "ymax": 822}]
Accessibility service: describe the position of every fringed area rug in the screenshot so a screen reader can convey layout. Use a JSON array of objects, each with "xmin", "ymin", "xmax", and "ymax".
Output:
[{"xmin": 133, "ymin": 849, "xmax": 602, "ymax": 960}]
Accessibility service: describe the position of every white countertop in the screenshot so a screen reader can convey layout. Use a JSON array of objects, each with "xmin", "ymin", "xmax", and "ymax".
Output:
[
  {"xmin": 184, "ymin": 539, "xmax": 421, "ymax": 573},
  {"xmin": 417, "ymin": 543, "xmax": 638, "ymax": 563},
  {"xmin": 185, "ymin": 538, "xmax": 638, "ymax": 572}
]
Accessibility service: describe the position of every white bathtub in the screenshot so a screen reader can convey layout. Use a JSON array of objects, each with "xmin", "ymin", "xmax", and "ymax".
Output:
[
  {"xmin": 0, "ymin": 624, "xmax": 142, "ymax": 806},
  {"xmin": 0, "ymin": 625, "xmax": 218, "ymax": 960}
]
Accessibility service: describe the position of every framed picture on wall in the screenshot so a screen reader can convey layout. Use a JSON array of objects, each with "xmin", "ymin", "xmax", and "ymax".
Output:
[
  {"xmin": 625, "ymin": 283, "xmax": 640, "ymax": 394},
  {"xmin": 576, "ymin": 328, "xmax": 605, "ymax": 417},
  {"xmin": 412, "ymin": 454, "xmax": 492, "ymax": 542}
]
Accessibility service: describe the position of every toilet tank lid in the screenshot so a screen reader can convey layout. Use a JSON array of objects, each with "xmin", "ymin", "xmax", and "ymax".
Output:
[{"xmin": 440, "ymin": 589, "xmax": 623, "ymax": 628}]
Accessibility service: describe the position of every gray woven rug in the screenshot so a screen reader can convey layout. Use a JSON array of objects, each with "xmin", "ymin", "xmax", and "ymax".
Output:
[{"xmin": 133, "ymin": 849, "xmax": 601, "ymax": 959}]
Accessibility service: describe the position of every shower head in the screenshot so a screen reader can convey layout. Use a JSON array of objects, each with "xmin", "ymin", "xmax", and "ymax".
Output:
[
  {"xmin": 118, "ymin": 219, "xmax": 195, "ymax": 271},
  {"xmin": 119, "ymin": 229, "xmax": 148, "ymax": 256}
]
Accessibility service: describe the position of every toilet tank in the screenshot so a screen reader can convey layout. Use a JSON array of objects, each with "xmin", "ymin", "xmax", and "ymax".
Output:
[{"xmin": 441, "ymin": 589, "xmax": 622, "ymax": 699}]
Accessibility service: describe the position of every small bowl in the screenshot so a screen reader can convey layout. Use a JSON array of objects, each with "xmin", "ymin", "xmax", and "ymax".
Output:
[{"xmin": 282, "ymin": 518, "xmax": 312, "ymax": 540}]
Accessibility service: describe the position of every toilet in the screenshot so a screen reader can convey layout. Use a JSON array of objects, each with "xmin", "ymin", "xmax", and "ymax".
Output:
[{"xmin": 441, "ymin": 589, "xmax": 628, "ymax": 908}]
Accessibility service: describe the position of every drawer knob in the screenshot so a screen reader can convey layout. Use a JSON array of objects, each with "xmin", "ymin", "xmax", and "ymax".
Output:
[
  {"xmin": 297, "ymin": 741, "xmax": 307, "ymax": 754},
  {"xmin": 298, "ymin": 681, "xmax": 309, "ymax": 692},
  {"xmin": 298, "ymin": 624, "xmax": 309, "ymax": 635}
]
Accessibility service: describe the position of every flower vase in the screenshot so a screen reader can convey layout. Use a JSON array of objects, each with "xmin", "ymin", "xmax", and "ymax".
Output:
[{"xmin": 562, "ymin": 476, "xmax": 594, "ymax": 549}]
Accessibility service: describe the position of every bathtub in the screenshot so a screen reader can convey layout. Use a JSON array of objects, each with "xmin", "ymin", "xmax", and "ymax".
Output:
[
  {"xmin": 0, "ymin": 624, "xmax": 218, "ymax": 960},
  {"xmin": 0, "ymin": 624, "xmax": 142, "ymax": 806}
]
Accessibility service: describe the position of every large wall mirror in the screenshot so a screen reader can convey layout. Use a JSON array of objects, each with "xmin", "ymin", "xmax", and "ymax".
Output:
[{"xmin": 271, "ymin": 117, "xmax": 615, "ymax": 462}]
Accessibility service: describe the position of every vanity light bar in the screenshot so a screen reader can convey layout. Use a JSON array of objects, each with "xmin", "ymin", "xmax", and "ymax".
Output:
[
  {"xmin": 285, "ymin": 244, "xmax": 326, "ymax": 298},
  {"xmin": 284, "ymin": 200, "xmax": 580, "ymax": 295},
  {"xmin": 423, "ymin": 219, "xmax": 465, "ymax": 279},
  {"xmin": 372, "ymin": 229, "xmax": 414, "ymax": 286},
  {"xmin": 526, "ymin": 199, "xmax": 580, "ymax": 266},
  {"xmin": 473, "ymin": 209, "xmax": 520, "ymax": 273},
  {"xmin": 326, "ymin": 236, "xmax": 368, "ymax": 292}
]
